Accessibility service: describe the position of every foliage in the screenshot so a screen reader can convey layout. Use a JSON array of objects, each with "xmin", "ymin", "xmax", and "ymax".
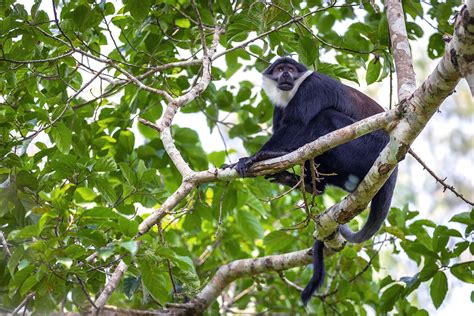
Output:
[{"xmin": 0, "ymin": 0, "xmax": 471, "ymax": 315}]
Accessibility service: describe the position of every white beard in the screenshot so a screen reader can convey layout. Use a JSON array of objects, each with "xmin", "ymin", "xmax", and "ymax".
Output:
[{"xmin": 262, "ymin": 70, "xmax": 313, "ymax": 108}]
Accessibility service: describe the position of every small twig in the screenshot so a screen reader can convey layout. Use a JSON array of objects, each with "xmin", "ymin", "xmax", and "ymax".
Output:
[
  {"xmin": 76, "ymin": 276, "xmax": 98, "ymax": 309},
  {"xmin": 51, "ymin": 0, "xmax": 74, "ymax": 47},
  {"xmin": 226, "ymin": 284, "xmax": 257, "ymax": 307},
  {"xmin": 0, "ymin": 50, "xmax": 74, "ymax": 64},
  {"xmin": 158, "ymin": 221, "xmax": 178, "ymax": 298},
  {"xmin": 12, "ymin": 292, "xmax": 34, "ymax": 315},
  {"xmin": 0, "ymin": 230, "xmax": 11, "ymax": 258},
  {"xmin": 215, "ymin": 182, "xmax": 229, "ymax": 239},
  {"xmin": 109, "ymin": 64, "xmax": 174, "ymax": 102},
  {"xmin": 408, "ymin": 149, "xmax": 474, "ymax": 206},
  {"xmin": 309, "ymin": 160, "xmax": 322, "ymax": 206},
  {"xmin": 191, "ymin": 0, "xmax": 208, "ymax": 55},
  {"xmin": 264, "ymin": 178, "xmax": 303, "ymax": 202},
  {"xmin": 100, "ymin": 12, "xmax": 127, "ymax": 62},
  {"xmin": 299, "ymin": 163, "xmax": 311, "ymax": 221}
]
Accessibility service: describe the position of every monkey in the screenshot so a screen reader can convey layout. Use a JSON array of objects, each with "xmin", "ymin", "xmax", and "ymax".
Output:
[{"xmin": 227, "ymin": 57, "xmax": 397, "ymax": 305}]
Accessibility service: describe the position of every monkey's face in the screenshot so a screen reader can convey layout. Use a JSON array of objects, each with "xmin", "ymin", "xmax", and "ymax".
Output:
[
  {"xmin": 262, "ymin": 57, "xmax": 311, "ymax": 107},
  {"xmin": 272, "ymin": 63, "xmax": 299, "ymax": 91},
  {"xmin": 264, "ymin": 59, "xmax": 307, "ymax": 92}
]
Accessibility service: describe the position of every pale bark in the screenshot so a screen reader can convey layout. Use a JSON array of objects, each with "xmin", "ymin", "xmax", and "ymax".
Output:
[
  {"xmin": 385, "ymin": 0, "xmax": 417, "ymax": 100},
  {"xmin": 173, "ymin": 250, "xmax": 312, "ymax": 314},
  {"xmin": 94, "ymin": 261, "xmax": 128, "ymax": 310}
]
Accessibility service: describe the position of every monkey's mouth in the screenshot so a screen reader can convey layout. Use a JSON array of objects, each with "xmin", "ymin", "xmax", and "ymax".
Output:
[{"xmin": 278, "ymin": 83, "xmax": 294, "ymax": 91}]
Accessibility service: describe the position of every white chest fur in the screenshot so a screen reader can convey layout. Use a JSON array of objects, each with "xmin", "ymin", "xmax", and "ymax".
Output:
[{"xmin": 262, "ymin": 70, "xmax": 313, "ymax": 108}]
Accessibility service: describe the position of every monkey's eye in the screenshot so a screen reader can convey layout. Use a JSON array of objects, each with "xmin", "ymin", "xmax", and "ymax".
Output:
[
  {"xmin": 289, "ymin": 68, "xmax": 294, "ymax": 73},
  {"xmin": 278, "ymin": 68, "xmax": 283, "ymax": 72}
]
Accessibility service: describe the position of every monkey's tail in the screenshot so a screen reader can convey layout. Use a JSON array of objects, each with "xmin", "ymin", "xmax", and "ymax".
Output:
[
  {"xmin": 301, "ymin": 239, "xmax": 325, "ymax": 305},
  {"xmin": 339, "ymin": 170, "xmax": 397, "ymax": 243}
]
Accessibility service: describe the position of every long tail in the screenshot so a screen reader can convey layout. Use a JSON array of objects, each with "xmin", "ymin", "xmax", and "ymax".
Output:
[
  {"xmin": 339, "ymin": 170, "xmax": 397, "ymax": 243},
  {"xmin": 301, "ymin": 239, "xmax": 325, "ymax": 305}
]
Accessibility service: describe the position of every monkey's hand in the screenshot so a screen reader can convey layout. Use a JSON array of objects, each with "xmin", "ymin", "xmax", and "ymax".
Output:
[
  {"xmin": 221, "ymin": 157, "xmax": 255, "ymax": 177},
  {"xmin": 233, "ymin": 156, "xmax": 255, "ymax": 177}
]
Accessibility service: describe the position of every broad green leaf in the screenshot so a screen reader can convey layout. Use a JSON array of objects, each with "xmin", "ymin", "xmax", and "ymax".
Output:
[
  {"xmin": 450, "ymin": 262, "xmax": 474, "ymax": 283},
  {"xmin": 139, "ymin": 260, "xmax": 172, "ymax": 304},
  {"xmin": 366, "ymin": 58, "xmax": 381, "ymax": 85},
  {"xmin": 263, "ymin": 231, "xmax": 297, "ymax": 254},
  {"xmin": 449, "ymin": 212, "xmax": 471, "ymax": 225},
  {"xmin": 123, "ymin": 276, "xmax": 141, "ymax": 299},
  {"xmin": 20, "ymin": 274, "xmax": 40, "ymax": 296},
  {"xmin": 236, "ymin": 210, "xmax": 263, "ymax": 240},
  {"xmin": 75, "ymin": 187, "xmax": 97, "ymax": 201},
  {"xmin": 380, "ymin": 284, "xmax": 404, "ymax": 312},
  {"xmin": 419, "ymin": 261, "xmax": 439, "ymax": 281},
  {"xmin": 298, "ymin": 36, "xmax": 319, "ymax": 66},
  {"xmin": 120, "ymin": 241, "xmax": 138, "ymax": 256},
  {"xmin": 318, "ymin": 63, "xmax": 359, "ymax": 83},
  {"xmin": 430, "ymin": 271, "xmax": 448, "ymax": 309},
  {"xmin": 50, "ymin": 123, "xmax": 72, "ymax": 154},
  {"xmin": 175, "ymin": 18, "xmax": 191, "ymax": 28}
]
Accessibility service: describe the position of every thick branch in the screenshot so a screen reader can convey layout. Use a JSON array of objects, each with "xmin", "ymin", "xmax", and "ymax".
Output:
[
  {"xmin": 450, "ymin": 3, "xmax": 474, "ymax": 94},
  {"xmin": 175, "ymin": 249, "xmax": 312, "ymax": 313},
  {"xmin": 385, "ymin": 0, "xmax": 417, "ymax": 100},
  {"xmin": 192, "ymin": 109, "xmax": 398, "ymax": 183},
  {"xmin": 94, "ymin": 261, "xmax": 128, "ymax": 309}
]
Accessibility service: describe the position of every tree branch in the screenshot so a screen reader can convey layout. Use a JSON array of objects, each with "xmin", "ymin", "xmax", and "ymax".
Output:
[
  {"xmin": 385, "ymin": 0, "xmax": 417, "ymax": 101},
  {"xmin": 171, "ymin": 249, "xmax": 312, "ymax": 314}
]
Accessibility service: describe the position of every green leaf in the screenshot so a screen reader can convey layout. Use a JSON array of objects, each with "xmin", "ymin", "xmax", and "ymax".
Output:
[
  {"xmin": 126, "ymin": 0, "xmax": 151, "ymax": 20},
  {"xmin": 119, "ymin": 162, "xmax": 137, "ymax": 185},
  {"xmin": 218, "ymin": 0, "xmax": 233, "ymax": 16},
  {"xmin": 298, "ymin": 36, "xmax": 319, "ymax": 66},
  {"xmin": 93, "ymin": 156, "xmax": 117, "ymax": 172},
  {"xmin": 419, "ymin": 261, "xmax": 439, "ymax": 281},
  {"xmin": 118, "ymin": 216, "xmax": 138, "ymax": 237},
  {"xmin": 430, "ymin": 271, "xmax": 448, "ymax": 309},
  {"xmin": 208, "ymin": 151, "xmax": 226, "ymax": 167},
  {"xmin": 123, "ymin": 276, "xmax": 141, "ymax": 299},
  {"xmin": 8, "ymin": 247, "xmax": 25, "ymax": 275},
  {"xmin": 75, "ymin": 187, "xmax": 97, "ymax": 201},
  {"xmin": 20, "ymin": 274, "xmax": 40, "ymax": 296},
  {"xmin": 263, "ymin": 231, "xmax": 297, "ymax": 254},
  {"xmin": 366, "ymin": 58, "xmax": 381, "ymax": 85},
  {"xmin": 450, "ymin": 262, "xmax": 474, "ymax": 283},
  {"xmin": 50, "ymin": 123, "xmax": 72, "ymax": 154},
  {"xmin": 120, "ymin": 241, "xmax": 138, "ymax": 255},
  {"xmin": 118, "ymin": 130, "xmax": 135, "ymax": 152},
  {"xmin": 236, "ymin": 210, "xmax": 263, "ymax": 240},
  {"xmin": 380, "ymin": 284, "xmax": 404, "ymax": 312},
  {"xmin": 139, "ymin": 260, "xmax": 171, "ymax": 304},
  {"xmin": 450, "ymin": 212, "xmax": 471, "ymax": 225},
  {"xmin": 175, "ymin": 18, "xmax": 191, "ymax": 28},
  {"xmin": 318, "ymin": 63, "xmax": 359, "ymax": 83}
]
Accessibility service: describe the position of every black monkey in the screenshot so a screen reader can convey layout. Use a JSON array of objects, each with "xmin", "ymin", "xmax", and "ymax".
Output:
[{"xmin": 230, "ymin": 57, "xmax": 397, "ymax": 305}]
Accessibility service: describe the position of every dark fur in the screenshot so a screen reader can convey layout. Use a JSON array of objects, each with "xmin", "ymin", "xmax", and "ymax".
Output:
[{"xmin": 234, "ymin": 58, "xmax": 397, "ymax": 305}]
